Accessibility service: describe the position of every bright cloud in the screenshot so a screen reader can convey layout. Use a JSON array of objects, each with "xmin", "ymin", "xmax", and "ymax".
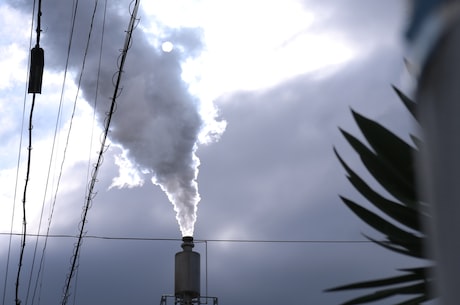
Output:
[{"xmin": 141, "ymin": 0, "xmax": 357, "ymax": 101}]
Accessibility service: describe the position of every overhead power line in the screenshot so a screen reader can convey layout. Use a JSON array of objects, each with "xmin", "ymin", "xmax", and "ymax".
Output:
[
  {"xmin": 1, "ymin": 0, "xmax": 38, "ymax": 303},
  {"xmin": 0, "ymin": 232, "xmax": 372, "ymax": 244},
  {"xmin": 60, "ymin": 1, "xmax": 140, "ymax": 305},
  {"xmin": 15, "ymin": 0, "xmax": 44, "ymax": 304}
]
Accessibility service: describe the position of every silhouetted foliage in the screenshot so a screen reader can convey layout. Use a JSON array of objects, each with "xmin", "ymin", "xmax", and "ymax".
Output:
[{"xmin": 328, "ymin": 87, "xmax": 435, "ymax": 304}]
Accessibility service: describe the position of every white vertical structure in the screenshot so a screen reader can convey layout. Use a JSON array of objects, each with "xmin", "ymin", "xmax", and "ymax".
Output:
[
  {"xmin": 408, "ymin": 1, "xmax": 460, "ymax": 304},
  {"xmin": 417, "ymin": 19, "xmax": 460, "ymax": 304}
]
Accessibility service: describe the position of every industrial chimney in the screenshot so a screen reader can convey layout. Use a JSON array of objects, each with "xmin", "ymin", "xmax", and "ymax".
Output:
[
  {"xmin": 160, "ymin": 237, "xmax": 217, "ymax": 305},
  {"xmin": 175, "ymin": 236, "xmax": 200, "ymax": 304}
]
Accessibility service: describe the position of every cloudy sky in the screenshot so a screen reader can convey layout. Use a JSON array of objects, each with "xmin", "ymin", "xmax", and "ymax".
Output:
[{"xmin": 0, "ymin": 1, "xmax": 432, "ymax": 305}]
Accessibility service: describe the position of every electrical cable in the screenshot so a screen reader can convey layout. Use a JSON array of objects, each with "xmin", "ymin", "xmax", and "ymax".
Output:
[
  {"xmin": 205, "ymin": 241, "xmax": 208, "ymax": 300},
  {"xmin": 1, "ymin": 1, "xmax": 37, "ymax": 305},
  {"xmin": 70, "ymin": 2, "xmax": 107, "ymax": 305},
  {"xmin": 15, "ymin": 87, "xmax": 37, "ymax": 305},
  {"xmin": 25, "ymin": 1, "xmax": 80, "ymax": 304},
  {"xmin": 15, "ymin": 0, "xmax": 43, "ymax": 303},
  {"xmin": 28, "ymin": 1, "xmax": 103, "ymax": 304},
  {"xmin": 60, "ymin": 2, "xmax": 140, "ymax": 304},
  {"xmin": 84, "ymin": 0, "xmax": 107, "ymax": 220},
  {"xmin": 0, "ymin": 232, "xmax": 373, "ymax": 244},
  {"xmin": 70, "ymin": 259, "xmax": 80, "ymax": 305},
  {"xmin": 50, "ymin": 1, "xmax": 102, "ymax": 303}
]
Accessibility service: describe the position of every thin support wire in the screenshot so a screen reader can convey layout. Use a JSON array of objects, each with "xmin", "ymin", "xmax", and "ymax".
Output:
[
  {"xmin": 0, "ymin": 233, "xmax": 375, "ymax": 244},
  {"xmin": 26, "ymin": 1, "xmax": 102, "ymax": 304},
  {"xmin": 2, "ymin": 0, "xmax": 37, "ymax": 303},
  {"xmin": 15, "ymin": 0, "xmax": 43, "ymax": 302},
  {"xmin": 60, "ymin": 1, "xmax": 140, "ymax": 304},
  {"xmin": 15, "ymin": 92, "xmax": 37, "ymax": 305},
  {"xmin": 27, "ymin": 0, "xmax": 80, "ymax": 304},
  {"xmin": 205, "ymin": 241, "xmax": 208, "ymax": 302}
]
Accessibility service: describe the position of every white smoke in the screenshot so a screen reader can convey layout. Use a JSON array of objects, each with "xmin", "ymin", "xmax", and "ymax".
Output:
[{"xmin": 12, "ymin": 0, "xmax": 225, "ymax": 236}]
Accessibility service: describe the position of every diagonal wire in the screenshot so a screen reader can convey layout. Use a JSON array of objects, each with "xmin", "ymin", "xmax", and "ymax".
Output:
[
  {"xmin": 60, "ymin": 2, "xmax": 140, "ymax": 305},
  {"xmin": 70, "ymin": 3, "xmax": 107, "ymax": 305},
  {"xmin": 26, "ymin": 1, "xmax": 80, "ymax": 304},
  {"xmin": 27, "ymin": 0, "xmax": 103, "ymax": 304},
  {"xmin": 15, "ymin": 92, "xmax": 37, "ymax": 305},
  {"xmin": 15, "ymin": 0, "xmax": 43, "ymax": 303},
  {"xmin": 2, "ymin": 0, "xmax": 37, "ymax": 304}
]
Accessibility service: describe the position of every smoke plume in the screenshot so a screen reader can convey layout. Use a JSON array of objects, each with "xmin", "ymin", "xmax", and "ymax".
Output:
[{"xmin": 12, "ymin": 0, "xmax": 224, "ymax": 236}]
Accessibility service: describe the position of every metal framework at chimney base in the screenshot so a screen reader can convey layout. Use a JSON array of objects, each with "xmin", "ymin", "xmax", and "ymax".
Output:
[{"xmin": 159, "ymin": 295, "xmax": 218, "ymax": 305}]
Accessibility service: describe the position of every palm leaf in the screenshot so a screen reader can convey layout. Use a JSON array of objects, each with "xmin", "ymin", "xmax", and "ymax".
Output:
[
  {"xmin": 363, "ymin": 235, "xmax": 423, "ymax": 259},
  {"xmin": 340, "ymin": 197, "xmax": 424, "ymax": 258},
  {"xmin": 351, "ymin": 110, "xmax": 416, "ymax": 194},
  {"xmin": 334, "ymin": 148, "xmax": 422, "ymax": 231},
  {"xmin": 340, "ymin": 129, "xmax": 417, "ymax": 206},
  {"xmin": 336, "ymin": 282, "xmax": 427, "ymax": 305},
  {"xmin": 328, "ymin": 87, "xmax": 434, "ymax": 304},
  {"xmin": 392, "ymin": 85, "xmax": 417, "ymax": 118},
  {"xmin": 326, "ymin": 271, "xmax": 424, "ymax": 291},
  {"xmin": 394, "ymin": 295, "xmax": 430, "ymax": 305}
]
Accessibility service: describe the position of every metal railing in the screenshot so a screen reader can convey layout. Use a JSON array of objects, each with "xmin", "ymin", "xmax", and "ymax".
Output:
[{"xmin": 159, "ymin": 295, "xmax": 218, "ymax": 305}]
